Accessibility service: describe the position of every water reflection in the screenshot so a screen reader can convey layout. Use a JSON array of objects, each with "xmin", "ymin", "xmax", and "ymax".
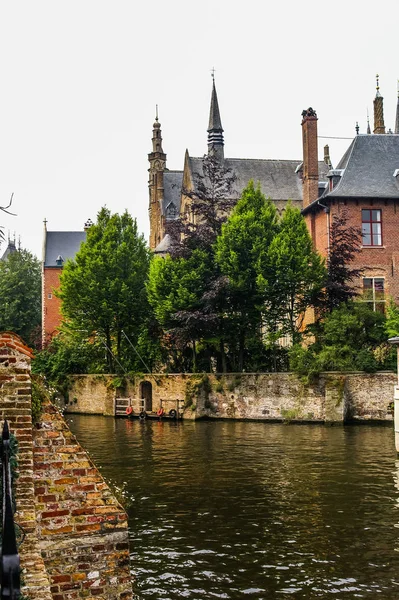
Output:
[{"xmin": 67, "ymin": 416, "xmax": 399, "ymax": 599}]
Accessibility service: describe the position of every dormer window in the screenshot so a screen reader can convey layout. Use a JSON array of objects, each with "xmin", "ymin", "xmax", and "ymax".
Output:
[
  {"xmin": 166, "ymin": 202, "xmax": 177, "ymax": 219},
  {"xmin": 55, "ymin": 255, "xmax": 64, "ymax": 266},
  {"xmin": 362, "ymin": 209, "xmax": 382, "ymax": 246}
]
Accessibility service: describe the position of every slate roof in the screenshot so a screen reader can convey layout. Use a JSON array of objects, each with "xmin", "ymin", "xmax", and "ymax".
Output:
[
  {"xmin": 162, "ymin": 171, "xmax": 183, "ymax": 218},
  {"xmin": 44, "ymin": 231, "xmax": 86, "ymax": 267},
  {"xmin": 188, "ymin": 157, "xmax": 330, "ymax": 202},
  {"xmin": 325, "ymin": 134, "xmax": 399, "ymax": 199},
  {"xmin": 0, "ymin": 240, "xmax": 17, "ymax": 261},
  {"xmin": 154, "ymin": 234, "xmax": 172, "ymax": 254}
]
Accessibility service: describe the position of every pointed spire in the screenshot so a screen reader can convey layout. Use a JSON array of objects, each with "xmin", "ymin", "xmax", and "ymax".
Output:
[
  {"xmin": 367, "ymin": 108, "xmax": 371, "ymax": 134},
  {"xmin": 207, "ymin": 74, "xmax": 224, "ymax": 160},
  {"xmin": 395, "ymin": 80, "xmax": 399, "ymax": 134},
  {"xmin": 373, "ymin": 74, "xmax": 386, "ymax": 134},
  {"xmin": 152, "ymin": 106, "xmax": 164, "ymax": 153}
]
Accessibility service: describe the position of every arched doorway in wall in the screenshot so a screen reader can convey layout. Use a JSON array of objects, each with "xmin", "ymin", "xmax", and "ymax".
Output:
[{"xmin": 140, "ymin": 381, "xmax": 153, "ymax": 412}]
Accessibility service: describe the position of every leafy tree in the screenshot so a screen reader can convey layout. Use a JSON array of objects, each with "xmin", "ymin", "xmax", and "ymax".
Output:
[
  {"xmin": 158, "ymin": 153, "xmax": 237, "ymax": 370},
  {"xmin": 385, "ymin": 299, "xmax": 399, "ymax": 339},
  {"xmin": 290, "ymin": 302, "xmax": 392, "ymax": 381},
  {"xmin": 263, "ymin": 204, "xmax": 326, "ymax": 344},
  {"xmin": 0, "ymin": 248, "xmax": 41, "ymax": 346},
  {"xmin": 58, "ymin": 208, "xmax": 151, "ymax": 372},
  {"xmin": 216, "ymin": 181, "xmax": 279, "ymax": 370},
  {"xmin": 169, "ymin": 153, "xmax": 237, "ymax": 256},
  {"xmin": 0, "ymin": 194, "xmax": 15, "ymax": 246},
  {"xmin": 324, "ymin": 209, "xmax": 363, "ymax": 312},
  {"xmin": 147, "ymin": 249, "xmax": 215, "ymax": 371},
  {"xmin": 32, "ymin": 331, "xmax": 107, "ymax": 395}
]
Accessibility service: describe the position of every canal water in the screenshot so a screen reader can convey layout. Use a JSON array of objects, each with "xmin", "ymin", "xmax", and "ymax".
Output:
[{"xmin": 67, "ymin": 416, "xmax": 399, "ymax": 599}]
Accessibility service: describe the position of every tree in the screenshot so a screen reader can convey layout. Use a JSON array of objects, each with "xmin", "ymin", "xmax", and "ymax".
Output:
[
  {"xmin": 0, "ymin": 194, "xmax": 15, "ymax": 246},
  {"xmin": 263, "ymin": 204, "xmax": 326, "ymax": 344},
  {"xmin": 168, "ymin": 153, "xmax": 237, "ymax": 257},
  {"xmin": 156, "ymin": 153, "xmax": 237, "ymax": 370},
  {"xmin": 216, "ymin": 181, "xmax": 279, "ymax": 370},
  {"xmin": 147, "ymin": 249, "xmax": 215, "ymax": 371},
  {"xmin": 290, "ymin": 302, "xmax": 391, "ymax": 380},
  {"xmin": 0, "ymin": 248, "xmax": 41, "ymax": 346},
  {"xmin": 58, "ymin": 208, "xmax": 151, "ymax": 373},
  {"xmin": 324, "ymin": 209, "xmax": 363, "ymax": 312}
]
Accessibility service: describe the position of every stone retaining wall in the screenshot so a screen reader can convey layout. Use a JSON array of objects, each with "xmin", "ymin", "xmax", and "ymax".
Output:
[
  {"xmin": 0, "ymin": 332, "xmax": 133, "ymax": 600},
  {"xmin": 66, "ymin": 371, "xmax": 396, "ymax": 423}
]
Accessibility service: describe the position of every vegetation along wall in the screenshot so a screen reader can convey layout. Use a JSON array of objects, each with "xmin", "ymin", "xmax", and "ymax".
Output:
[
  {"xmin": 0, "ymin": 331, "xmax": 133, "ymax": 600},
  {"xmin": 65, "ymin": 371, "xmax": 396, "ymax": 423}
]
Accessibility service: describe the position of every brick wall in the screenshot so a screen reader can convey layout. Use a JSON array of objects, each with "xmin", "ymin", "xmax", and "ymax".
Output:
[
  {"xmin": 0, "ymin": 332, "xmax": 53, "ymax": 599},
  {"xmin": 0, "ymin": 332, "xmax": 133, "ymax": 600},
  {"xmin": 308, "ymin": 199, "xmax": 399, "ymax": 303},
  {"xmin": 42, "ymin": 267, "xmax": 63, "ymax": 343},
  {"xmin": 34, "ymin": 401, "xmax": 132, "ymax": 600}
]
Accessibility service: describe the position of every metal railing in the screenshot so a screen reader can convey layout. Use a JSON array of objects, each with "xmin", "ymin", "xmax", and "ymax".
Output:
[{"xmin": 0, "ymin": 420, "xmax": 20, "ymax": 599}]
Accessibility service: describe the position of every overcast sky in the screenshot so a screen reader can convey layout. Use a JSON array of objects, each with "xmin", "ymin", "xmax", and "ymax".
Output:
[{"xmin": 1, "ymin": 0, "xmax": 398, "ymax": 259}]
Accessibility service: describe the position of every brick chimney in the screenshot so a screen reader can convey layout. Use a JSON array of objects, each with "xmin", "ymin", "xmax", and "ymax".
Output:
[{"xmin": 301, "ymin": 108, "xmax": 319, "ymax": 209}]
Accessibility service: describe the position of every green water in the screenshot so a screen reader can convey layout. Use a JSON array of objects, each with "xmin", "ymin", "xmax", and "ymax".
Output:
[{"xmin": 67, "ymin": 416, "xmax": 399, "ymax": 599}]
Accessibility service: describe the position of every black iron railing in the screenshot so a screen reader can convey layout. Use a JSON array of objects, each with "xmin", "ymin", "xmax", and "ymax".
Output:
[{"xmin": 0, "ymin": 420, "xmax": 20, "ymax": 599}]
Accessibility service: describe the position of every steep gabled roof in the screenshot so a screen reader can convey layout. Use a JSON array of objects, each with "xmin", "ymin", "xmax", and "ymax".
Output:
[
  {"xmin": 44, "ymin": 231, "xmax": 86, "ymax": 267},
  {"xmin": 162, "ymin": 171, "xmax": 183, "ymax": 219},
  {"xmin": 326, "ymin": 134, "xmax": 399, "ymax": 198},
  {"xmin": 187, "ymin": 156, "xmax": 329, "ymax": 202}
]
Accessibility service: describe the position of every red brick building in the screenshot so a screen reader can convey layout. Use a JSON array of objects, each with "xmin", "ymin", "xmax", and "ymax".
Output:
[
  {"xmin": 301, "ymin": 81, "xmax": 399, "ymax": 311},
  {"xmin": 42, "ymin": 221, "xmax": 87, "ymax": 344}
]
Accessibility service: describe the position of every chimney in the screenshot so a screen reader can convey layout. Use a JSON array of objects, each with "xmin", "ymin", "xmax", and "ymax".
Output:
[
  {"xmin": 323, "ymin": 144, "xmax": 332, "ymax": 169},
  {"xmin": 301, "ymin": 107, "xmax": 319, "ymax": 208},
  {"xmin": 84, "ymin": 218, "xmax": 93, "ymax": 231},
  {"xmin": 373, "ymin": 74, "xmax": 386, "ymax": 134}
]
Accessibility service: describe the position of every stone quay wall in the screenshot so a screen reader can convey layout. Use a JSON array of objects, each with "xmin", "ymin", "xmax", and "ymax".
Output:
[
  {"xmin": 0, "ymin": 332, "xmax": 133, "ymax": 600},
  {"xmin": 66, "ymin": 371, "xmax": 396, "ymax": 423}
]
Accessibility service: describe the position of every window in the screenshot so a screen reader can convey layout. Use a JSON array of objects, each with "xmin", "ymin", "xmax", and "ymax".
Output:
[
  {"xmin": 166, "ymin": 202, "xmax": 177, "ymax": 219},
  {"xmin": 363, "ymin": 278, "xmax": 385, "ymax": 312},
  {"xmin": 362, "ymin": 209, "xmax": 382, "ymax": 246},
  {"xmin": 48, "ymin": 293, "xmax": 52, "ymax": 299}
]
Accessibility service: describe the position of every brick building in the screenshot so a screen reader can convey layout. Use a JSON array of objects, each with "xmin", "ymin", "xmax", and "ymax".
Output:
[
  {"xmin": 42, "ymin": 220, "xmax": 87, "ymax": 344},
  {"xmin": 301, "ymin": 78, "xmax": 399, "ymax": 310},
  {"xmin": 149, "ymin": 78, "xmax": 330, "ymax": 252}
]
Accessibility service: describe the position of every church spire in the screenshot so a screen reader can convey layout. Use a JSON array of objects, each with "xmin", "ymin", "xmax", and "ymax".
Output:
[
  {"xmin": 148, "ymin": 108, "xmax": 167, "ymax": 251},
  {"xmin": 373, "ymin": 74, "xmax": 386, "ymax": 134},
  {"xmin": 207, "ymin": 74, "xmax": 224, "ymax": 160},
  {"xmin": 395, "ymin": 80, "xmax": 399, "ymax": 134},
  {"xmin": 151, "ymin": 106, "xmax": 164, "ymax": 153}
]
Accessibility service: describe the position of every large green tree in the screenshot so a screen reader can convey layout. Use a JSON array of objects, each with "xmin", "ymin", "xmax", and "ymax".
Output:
[
  {"xmin": 262, "ymin": 204, "xmax": 326, "ymax": 344},
  {"xmin": 0, "ymin": 248, "xmax": 41, "ymax": 346},
  {"xmin": 216, "ymin": 182, "xmax": 279, "ymax": 370},
  {"xmin": 58, "ymin": 208, "xmax": 151, "ymax": 372}
]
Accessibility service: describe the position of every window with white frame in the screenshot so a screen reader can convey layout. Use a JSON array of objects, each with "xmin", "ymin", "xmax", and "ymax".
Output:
[
  {"xmin": 362, "ymin": 209, "xmax": 382, "ymax": 246},
  {"xmin": 362, "ymin": 277, "xmax": 385, "ymax": 312}
]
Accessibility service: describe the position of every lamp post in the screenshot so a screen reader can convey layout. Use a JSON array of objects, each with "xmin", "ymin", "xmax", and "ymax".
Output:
[{"xmin": 388, "ymin": 337, "xmax": 399, "ymax": 452}]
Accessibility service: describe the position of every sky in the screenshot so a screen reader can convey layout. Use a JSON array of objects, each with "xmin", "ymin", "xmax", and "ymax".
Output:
[{"xmin": 0, "ymin": 0, "xmax": 398, "ymax": 260}]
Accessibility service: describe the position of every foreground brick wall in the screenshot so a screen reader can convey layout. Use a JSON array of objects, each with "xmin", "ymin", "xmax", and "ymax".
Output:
[
  {"xmin": 0, "ymin": 332, "xmax": 133, "ymax": 600},
  {"xmin": 0, "ymin": 332, "xmax": 53, "ymax": 599},
  {"xmin": 34, "ymin": 400, "xmax": 132, "ymax": 600}
]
